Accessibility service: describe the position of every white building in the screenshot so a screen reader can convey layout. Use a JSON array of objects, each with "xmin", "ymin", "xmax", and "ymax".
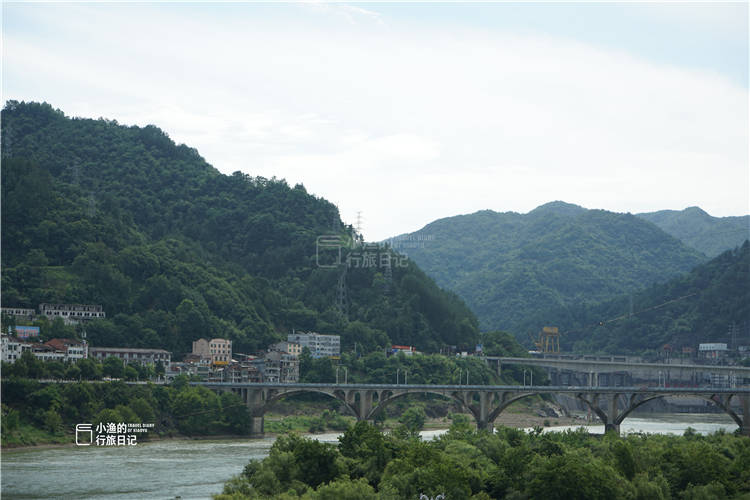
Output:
[
  {"xmin": 39, "ymin": 303, "xmax": 106, "ymax": 324},
  {"xmin": 1, "ymin": 335, "xmax": 87, "ymax": 363},
  {"xmin": 1, "ymin": 334, "xmax": 32, "ymax": 363},
  {"xmin": 1, "ymin": 307, "xmax": 36, "ymax": 320},
  {"xmin": 89, "ymin": 347, "xmax": 171, "ymax": 371},
  {"xmin": 699, "ymin": 343, "xmax": 728, "ymax": 360},
  {"xmin": 287, "ymin": 332, "xmax": 340, "ymax": 359},
  {"xmin": 44, "ymin": 338, "xmax": 88, "ymax": 362}
]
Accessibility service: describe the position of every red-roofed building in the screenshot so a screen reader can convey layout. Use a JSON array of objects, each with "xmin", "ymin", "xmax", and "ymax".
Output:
[
  {"xmin": 44, "ymin": 338, "xmax": 88, "ymax": 361},
  {"xmin": 390, "ymin": 345, "xmax": 417, "ymax": 356}
]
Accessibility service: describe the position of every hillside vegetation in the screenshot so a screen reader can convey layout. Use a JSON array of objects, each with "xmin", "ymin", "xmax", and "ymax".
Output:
[
  {"xmin": 1, "ymin": 101, "xmax": 482, "ymax": 354},
  {"xmin": 638, "ymin": 207, "xmax": 749, "ymax": 258},
  {"xmin": 548, "ymin": 241, "xmax": 750, "ymax": 354},
  {"xmin": 389, "ymin": 201, "xmax": 706, "ymax": 336}
]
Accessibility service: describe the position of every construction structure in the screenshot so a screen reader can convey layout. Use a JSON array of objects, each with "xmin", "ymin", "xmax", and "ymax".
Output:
[{"xmin": 529, "ymin": 326, "xmax": 561, "ymax": 353}]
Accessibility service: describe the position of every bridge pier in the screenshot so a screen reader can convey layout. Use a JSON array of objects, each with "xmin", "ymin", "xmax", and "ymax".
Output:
[
  {"xmin": 740, "ymin": 395, "xmax": 750, "ymax": 437},
  {"xmin": 250, "ymin": 415, "xmax": 264, "ymax": 436},
  {"xmin": 577, "ymin": 392, "xmax": 622, "ymax": 435}
]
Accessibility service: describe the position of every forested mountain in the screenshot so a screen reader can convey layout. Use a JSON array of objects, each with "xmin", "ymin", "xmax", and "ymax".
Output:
[
  {"xmin": 387, "ymin": 201, "xmax": 706, "ymax": 336},
  {"xmin": 549, "ymin": 241, "xmax": 750, "ymax": 354},
  {"xmin": 638, "ymin": 207, "xmax": 750, "ymax": 258},
  {"xmin": 1, "ymin": 101, "xmax": 482, "ymax": 354}
]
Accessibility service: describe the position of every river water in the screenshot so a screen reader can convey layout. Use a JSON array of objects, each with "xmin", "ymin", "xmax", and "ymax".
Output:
[{"xmin": 1, "ymin": 414, "xmax": 739, "ymax": 500}]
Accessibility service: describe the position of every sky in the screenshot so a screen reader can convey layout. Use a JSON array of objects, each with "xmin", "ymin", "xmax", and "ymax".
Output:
[{"xmin": 3, "ymin": 1, "xmax": 749, "ymax": 241}]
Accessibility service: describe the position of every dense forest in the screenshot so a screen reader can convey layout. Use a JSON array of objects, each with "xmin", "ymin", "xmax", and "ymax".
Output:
[
  {"xmin": 638, "ymin": 207, "xmax": 750, "ymax": 258},
  {"xmin": 545, "ymin": 242, "xmax": 750, "ymax": 354},
  {"xmin": 389, "ymin": 201, "xmax": 706, "ymax": 336},
  {"xmin": 216, "ymin": 421, "xmax": 750, "ymax": 499},
  {"xmin": 1, "ymin": 101, "xmax": 481, "ymax": 354}
]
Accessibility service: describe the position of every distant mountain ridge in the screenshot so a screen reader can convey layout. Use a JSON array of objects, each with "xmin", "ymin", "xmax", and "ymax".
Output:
[
  {"xmin": 637, "ymin": 207, "xmax": 749, "ymax": 257},
  {"xmin": 388, "ymin": 201, "xmax": 707, "ymax": 336},
  {"xmin": 556, "ymin": 241, "xmax": 750, "ymax": 353}
]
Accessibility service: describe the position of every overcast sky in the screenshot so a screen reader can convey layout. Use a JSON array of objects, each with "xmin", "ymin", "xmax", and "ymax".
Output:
[{"xmin": 3, "ymin": 2, "xmax": 748, "ymax": 241}]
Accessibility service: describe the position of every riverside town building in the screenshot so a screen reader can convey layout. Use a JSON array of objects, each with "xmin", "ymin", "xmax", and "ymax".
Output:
[
  {"xmin": 88, "ymin": 347, "xmax": 171, "ymax": 372},
  {"xmin": 287, "ymin": 332, "xmax": 340, "ymax": 359}
]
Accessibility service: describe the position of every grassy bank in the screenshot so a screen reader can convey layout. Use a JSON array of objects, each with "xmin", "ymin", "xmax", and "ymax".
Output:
[{"xmin": 1, "ymin": 422, "xmax": 72, "ymax": 448}]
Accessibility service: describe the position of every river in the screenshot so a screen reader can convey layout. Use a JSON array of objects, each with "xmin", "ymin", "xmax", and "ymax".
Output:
[{"xmin": 1, "ymin": 414, "xmax": 739, "ymax": 500}]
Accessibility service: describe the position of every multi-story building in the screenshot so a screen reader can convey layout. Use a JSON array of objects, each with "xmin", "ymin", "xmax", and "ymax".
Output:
[
  {"xmin": 44, "ymin": 338, "xmax": 88, "ymax": 361},
  {"xmin": 1, "ymin": 334, "xmax": 32, "ymax": 363},
  {"xmin": 1, "ymin": 307, "xmax": 36, "ymax": 320},
  {"xmin": 287, "ymin": 332, "xmax": 340, "ymax": 359},
  {"xmin": 31, "ymin": 343, "xmax": 67, "ymax": 362},
  {"xmin": 89, "ymin": 347, "xmax": 171, "ymax": 371},
  {"xmin": 699, "ymin": 343, "xmax": 728, "ymax": 361},
  {"xmin": 263, "ymin": 350, "xmax": 300, "ymax": 383},
  {"xmin": 192, "ymin": 338, "xmax": 232, "ymax": 366},
  {"xmin": 269, "ymin": 341, "xmax": 302, "ymax": 356},
  {"xmin": 39, "ymin": 303, "xmax": 106, "ymax": 324},
  {"xmin": 223, "ymin": 362, "xmax": 263, "ymax": 383},
  {"xmin": 1, "ymin": 334, "xmax": 87, "ymax": 363}
]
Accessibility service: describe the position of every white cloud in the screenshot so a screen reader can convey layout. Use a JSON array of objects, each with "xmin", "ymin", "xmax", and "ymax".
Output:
[{"xmin": 3, "ymin": 3, "xmax": 747, "ymax": 240}]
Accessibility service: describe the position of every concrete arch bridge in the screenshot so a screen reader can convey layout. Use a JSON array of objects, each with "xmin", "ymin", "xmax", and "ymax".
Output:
[{"xmin": 192, "ymin": 382, "xmax": 750, "ymax": 437}]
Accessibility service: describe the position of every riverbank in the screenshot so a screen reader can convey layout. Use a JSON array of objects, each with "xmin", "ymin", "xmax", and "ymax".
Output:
[{"xmin": 1, "ymin": 412, "xmax": 582, "ymax": 452}]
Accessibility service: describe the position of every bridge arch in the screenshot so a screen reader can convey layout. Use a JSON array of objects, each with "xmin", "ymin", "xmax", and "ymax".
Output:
[
  {"xmin": 575, "ymin": 393, "xmax": 745, "ymax": 433},
  {"xmin": 485, "ymin": 392, "xmax": 538, "ymax": 425},
  {"xmin": 366, "ymin": 389, "xmax": 475, "ymax": 422},
  {"xmin": 260, "ymin": 388, "xmax": 359, "ymax": 419}
]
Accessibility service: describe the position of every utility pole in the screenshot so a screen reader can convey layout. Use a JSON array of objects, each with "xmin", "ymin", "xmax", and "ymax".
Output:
[
  {"xmin": 383, "ymin": 252, "xmax": 393, "ymax": 294},
  {"xmin": 336, "ymin": 264, "xmax": 348, "ymax": 320},
  {"xmin": 87, "ymin": 193, "xmax": 96, "ymax": 218},
  {"xmin": 629, "ymin": 294, "xmax": 634, "ymax": 318},
  {"xmin": 355, "ymin": 211, "xmax": 363, "ymax": 237}
]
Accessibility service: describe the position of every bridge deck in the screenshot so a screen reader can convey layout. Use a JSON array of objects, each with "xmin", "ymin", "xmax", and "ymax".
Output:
[
  {"xmin": 193, "ymin": 382, "xmax": 750, "ymax": 394},
  {"xmin": 487, "ymin": 357, "xmax": 750, "ymax": 375}
]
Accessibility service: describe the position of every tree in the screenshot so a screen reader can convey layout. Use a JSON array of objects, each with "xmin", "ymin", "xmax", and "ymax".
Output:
[
  {"xmin": 220, "ymin": 392, "xmax": 250, "ymax": 434},
  {"xmin": 16, "ymin": 350, "xmax": 45, "ymax": 378},
  {"xmin": 95, "ymin": 408, "xmax": 124, "ymax": 428},
  {"xmin": 525, "ymin": 450, "xmax": 633, "ymax": 500},
  {"xmin": 338, "ymin": 421, "xmax": 393, "ymax": 486},
  {"xmin": 171, "ymin": 387, "xmax": 220, "ymax": 435},
  {"xmin": 129, "ymin": 397, "xmax": 155, "ymax": 423},
  {"xmin": 124, "ymin": 364, "xmax": 139, "ymax": 381},
  {"xmin": 43, "ymin": 408, "xmax": 63, "ymax": 433},
  {"xmin": 398, "ymin": 406, "xmax": 426, "ymax": 436},
  {"xmin": 102, "ymin": 356, "xmax": 124, "ymax": 379},
  {"xmin": 310, "ymin": 477, "xmax": 378, "ymax": 500},
  {"xmin": 77, "ymin": 358, "xmax": 102, "ymax": 380}
]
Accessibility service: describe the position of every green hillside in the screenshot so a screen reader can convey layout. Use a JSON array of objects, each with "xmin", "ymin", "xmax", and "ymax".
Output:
[
  {"xmin": 387, "ymin": 201, "xmax": 707, "ymax": 336},
  {"xmin": 554, "ymin": 241, "xmax": 750, "ymax": 354},
  {"xmin": 1, "ymin": 101, "xmax": 481, "ymax": 354},
  {"xmin": 638, "ymin": 207, "xmax": 750, "ymax": 258}
]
